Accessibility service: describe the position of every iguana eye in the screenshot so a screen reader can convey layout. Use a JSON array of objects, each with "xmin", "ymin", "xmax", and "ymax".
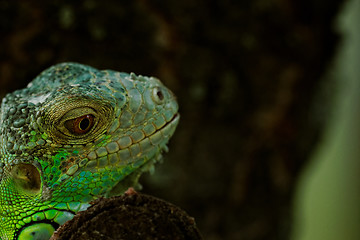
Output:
[
  {"xmin": 64, "ymin": 114, "xmax": 95, "ymax": 135},
  {"xmin": 49, "ymin": 104, "xmax": 112, "ymax": 144}
]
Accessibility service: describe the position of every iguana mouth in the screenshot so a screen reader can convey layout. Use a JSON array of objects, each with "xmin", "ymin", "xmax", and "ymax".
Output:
[
  {"xmin": 160, "ymin": 113, "xmax": 180, "ymax": 137},
  {"xmin": 80, "ymin": 112, "xmax": 180, "ymax": 173},
  {"xmin": 104, "ymin": 113, "xmax": 180, "ymax": 197}
]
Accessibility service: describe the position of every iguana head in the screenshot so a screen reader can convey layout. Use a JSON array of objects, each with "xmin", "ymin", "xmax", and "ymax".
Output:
[{"xmin": 0, "ymin": 63, "xmax": 179, "ymax": 240}]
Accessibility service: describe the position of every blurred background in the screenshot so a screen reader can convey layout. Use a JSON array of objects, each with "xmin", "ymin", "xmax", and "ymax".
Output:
[
  {"xmin": 293, "ymin": 0, "xmax": 360, "ymax": 239},
  {"xmin": 0, "ymin": 0, "xmax": 359, "ymax": 239}
]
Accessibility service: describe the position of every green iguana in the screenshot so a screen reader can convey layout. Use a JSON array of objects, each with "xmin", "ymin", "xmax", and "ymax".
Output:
[{"xmin": 0, "ymin": 63, "xmax": 179, "ymax": 240}]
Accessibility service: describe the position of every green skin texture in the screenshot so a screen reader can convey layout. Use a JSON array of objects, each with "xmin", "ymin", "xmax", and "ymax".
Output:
[{"xmin": 0, "ymin": 63, "xmax": 179, "ymax": 240}]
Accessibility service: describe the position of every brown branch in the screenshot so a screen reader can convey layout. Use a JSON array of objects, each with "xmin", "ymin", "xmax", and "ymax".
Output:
[{"xmin": 51, "ymin": 189, "xmax": 203, "ymax": 240}]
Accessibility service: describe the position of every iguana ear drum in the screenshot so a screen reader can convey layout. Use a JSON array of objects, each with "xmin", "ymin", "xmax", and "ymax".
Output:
[
  {"xmin": 17, "ymin": 223, "xmax": 55, "ymax": 240},
  {"xmin": 11, "ymin": 163, "xmax": 41, "ymax": 195}
]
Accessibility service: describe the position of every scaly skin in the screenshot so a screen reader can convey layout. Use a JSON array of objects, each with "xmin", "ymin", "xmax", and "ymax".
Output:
[{"xmin": 0, "ymin": 63, "xmax": 179, "ymax": 240}]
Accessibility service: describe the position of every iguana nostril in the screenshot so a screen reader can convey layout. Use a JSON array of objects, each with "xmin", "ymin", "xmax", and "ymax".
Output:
[{"xmin": 152, "ymin": 87, "xmax": 165, "ymax": 104}]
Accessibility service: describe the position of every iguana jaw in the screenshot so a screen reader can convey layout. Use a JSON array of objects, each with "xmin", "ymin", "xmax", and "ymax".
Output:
[{"xmin": 105, "ymin": 113, "xmax": 180, "ymax": 197}]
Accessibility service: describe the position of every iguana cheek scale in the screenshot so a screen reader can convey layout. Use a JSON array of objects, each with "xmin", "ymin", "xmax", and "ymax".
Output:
[{"xmin": 0, "ymin": 63, "xmax": 179, "ymax": 240}]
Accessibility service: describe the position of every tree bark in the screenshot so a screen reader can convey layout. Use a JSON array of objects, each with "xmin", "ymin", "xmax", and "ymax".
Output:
[{"xmin": 50, "ymin": 189, "xmax": 202, "ymax": 240}]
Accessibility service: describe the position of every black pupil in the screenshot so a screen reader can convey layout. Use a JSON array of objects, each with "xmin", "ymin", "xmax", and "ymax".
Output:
[
  {"xmin": 157, "ymin": 89, "xmax": 164, "ymax": 100},
  {"xmin": 79, "ymin": 118, "xmax": 90, "ymax": 130}
]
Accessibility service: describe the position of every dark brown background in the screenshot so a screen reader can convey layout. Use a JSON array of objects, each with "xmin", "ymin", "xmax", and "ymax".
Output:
[{"xmin": 0, "ymin": 1, "xmax": 344, "ymax": 239}]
